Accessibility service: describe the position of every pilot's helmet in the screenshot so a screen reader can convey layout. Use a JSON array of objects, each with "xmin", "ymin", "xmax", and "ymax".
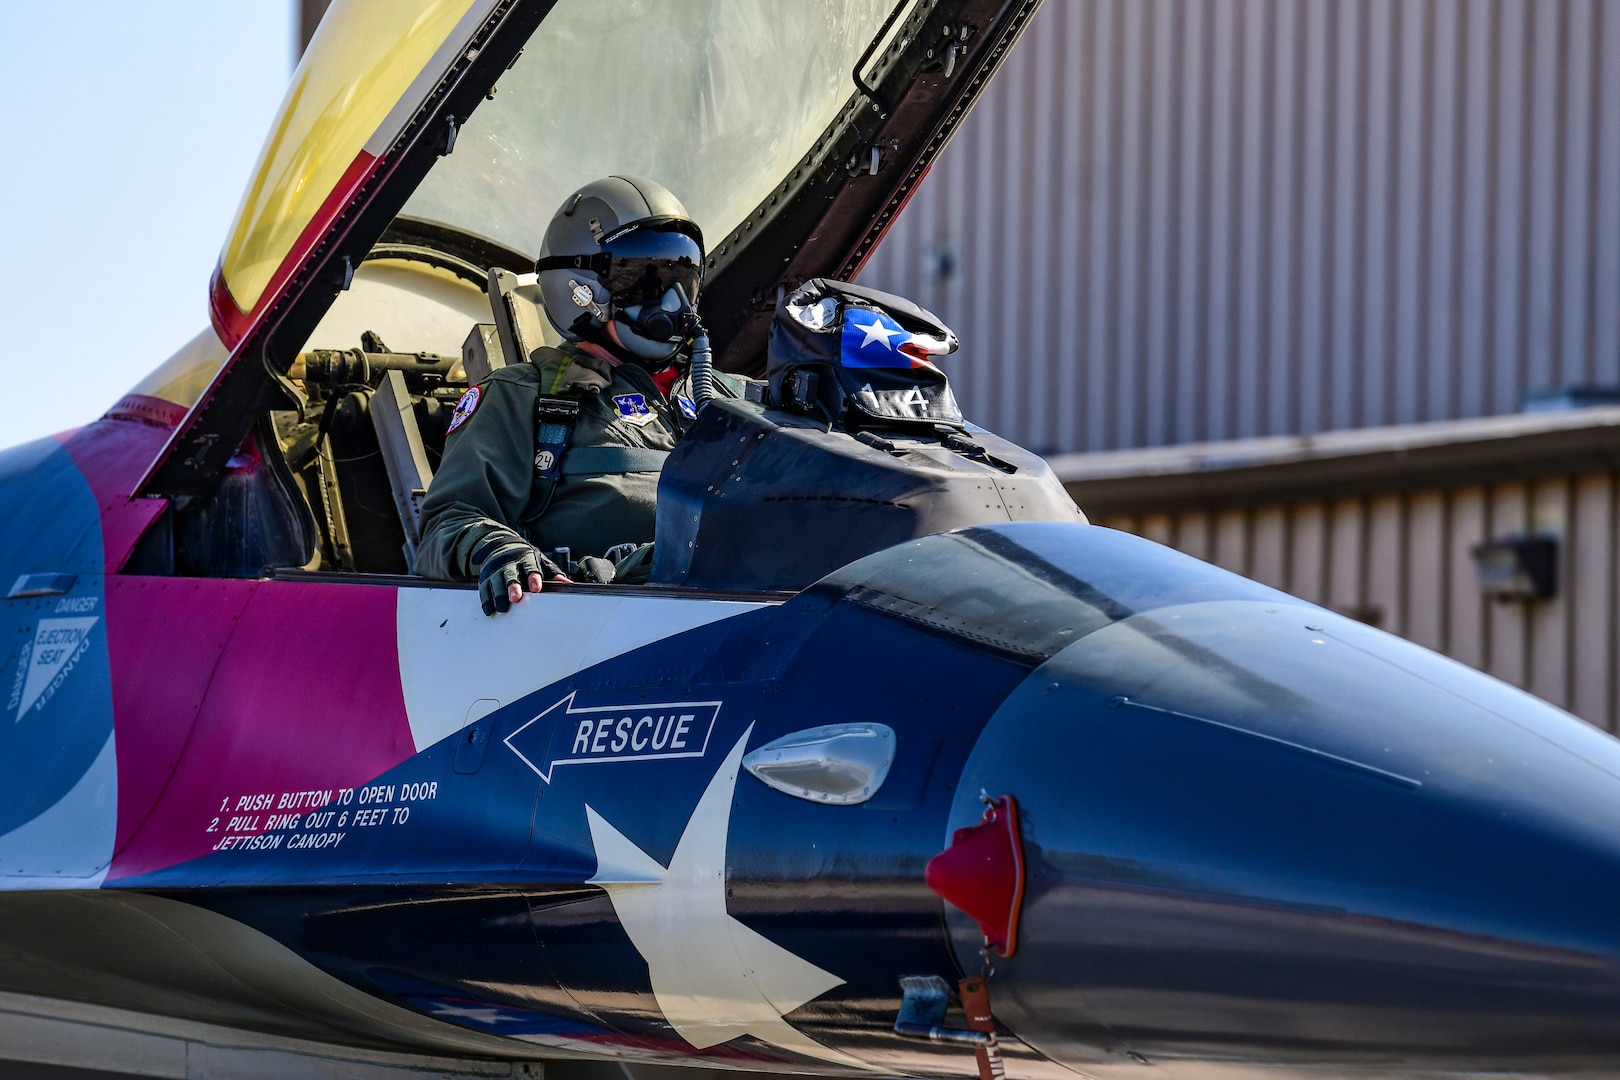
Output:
[{"xmin": 535, "ymin": 176, "xmax": 705, "ymax": 365}]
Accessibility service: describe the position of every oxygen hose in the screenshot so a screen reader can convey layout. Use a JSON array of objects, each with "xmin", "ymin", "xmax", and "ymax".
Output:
[{"xmin": 689, "ymin": 320, "xmax": 715, "ymax": 410}]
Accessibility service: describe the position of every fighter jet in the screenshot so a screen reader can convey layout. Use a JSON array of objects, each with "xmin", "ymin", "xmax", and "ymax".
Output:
[{"xmin": 4, "ymin": 2, "xmax": 1620, "ymax": 1079}]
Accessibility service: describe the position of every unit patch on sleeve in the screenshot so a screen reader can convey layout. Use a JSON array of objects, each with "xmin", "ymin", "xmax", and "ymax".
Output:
[
  {"xmin": 446, "ymin": 386, "xmax": 482, "ymax": 433},
  {"xmin": 612, "ymin": 393, "xmax": 658, "ymax": 427}
]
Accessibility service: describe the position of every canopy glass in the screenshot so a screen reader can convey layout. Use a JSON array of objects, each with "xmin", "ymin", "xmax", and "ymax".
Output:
[{"xmin": 402, "ymin": 0, "xmax": 907, "ymax": 261}]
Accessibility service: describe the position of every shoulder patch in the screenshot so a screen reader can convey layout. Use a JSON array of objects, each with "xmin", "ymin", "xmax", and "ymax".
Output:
[
  {"xmin": 612, "ymin": 393, "xmax": 658, "ymax": 427},
  {"xmin": 447, "ymin": 386, "xmax": 481, "ymax": 433}
]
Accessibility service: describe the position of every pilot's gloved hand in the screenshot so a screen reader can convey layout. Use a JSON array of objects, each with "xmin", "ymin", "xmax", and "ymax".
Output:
[{"xmin": 472, "ymin": 533, "xmax": 565, "ymax": 616}]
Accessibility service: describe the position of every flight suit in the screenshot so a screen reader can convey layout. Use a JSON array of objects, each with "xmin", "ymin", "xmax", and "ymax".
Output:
[{"xmin": 415, "ymin": 342, "xmax": 739, "ymax": 582}]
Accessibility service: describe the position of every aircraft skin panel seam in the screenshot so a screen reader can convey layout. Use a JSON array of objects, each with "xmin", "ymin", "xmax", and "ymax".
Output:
[{"xmin": 105, "ymin": 579, "xmax": 259, "ymax": 879}]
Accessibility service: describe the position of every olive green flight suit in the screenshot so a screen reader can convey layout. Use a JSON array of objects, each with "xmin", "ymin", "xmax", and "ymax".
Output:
[{"xmin": 414, "ymin": 343, "xmax": 739, "ymax": 581}]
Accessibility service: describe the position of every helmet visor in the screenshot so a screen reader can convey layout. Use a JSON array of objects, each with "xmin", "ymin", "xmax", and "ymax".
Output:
[{"xmin": 600, "ymin": 227, "xmax": 704, "ymax": 306}]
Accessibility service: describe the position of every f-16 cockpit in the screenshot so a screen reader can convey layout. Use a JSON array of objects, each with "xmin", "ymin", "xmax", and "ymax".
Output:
[{"xmin": 123, "ymin": 0, "xmax": 1079, "ymax": 592}]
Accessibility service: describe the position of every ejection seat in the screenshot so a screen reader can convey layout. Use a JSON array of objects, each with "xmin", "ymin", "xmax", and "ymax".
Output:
[
  {"xmin": 373, "ymin": 267, "xmax": 541, "ymax": 569},
  {"xmin": 341, "ymin": 266, "xmax": 599, "ymax": 578},
  {"xmin": 366, "ymin": 306, "xmax": 510, "ymax": 573}
]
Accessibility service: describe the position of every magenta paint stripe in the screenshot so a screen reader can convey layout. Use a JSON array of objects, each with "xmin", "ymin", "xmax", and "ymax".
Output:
[
  {"xmin": 108, "ymin": 578, "xmax": 414, "ymax": 881},
  {"xmin": 106, "ymin": 576, "xmax": 258, "ymax": 868},
  {"xmin": 55, "ymin": 412, "xmax": 173, "ymax": 573}
]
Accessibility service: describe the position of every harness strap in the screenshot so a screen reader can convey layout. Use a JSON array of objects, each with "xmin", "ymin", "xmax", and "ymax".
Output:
[
  {"xmin": 560, "ymin": 446, "xmax": 669, "ymax": 475},
  {"xmin": 533, "ymin": 397, "xmax": 580, "ymax": 480}
]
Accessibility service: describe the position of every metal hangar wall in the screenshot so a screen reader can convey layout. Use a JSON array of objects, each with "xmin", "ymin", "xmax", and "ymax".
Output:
[{"xmin": 861, "ymin": 0, "xmax": 1620, "ymax": 455}]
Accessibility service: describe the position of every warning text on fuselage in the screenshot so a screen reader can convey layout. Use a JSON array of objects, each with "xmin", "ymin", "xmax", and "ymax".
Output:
[{"xmin": 503, "ymin": 691, "xmax": 721, "ymax": 783}]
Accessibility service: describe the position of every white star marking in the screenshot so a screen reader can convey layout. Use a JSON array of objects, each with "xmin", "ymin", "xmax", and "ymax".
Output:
[
  {"xmin": 853, "ymin": 317, "xmax": 901, "ymax": 350},
  {"xmin": 586, "ymin": 727, "xmax": 872, "ymax": 1068}
]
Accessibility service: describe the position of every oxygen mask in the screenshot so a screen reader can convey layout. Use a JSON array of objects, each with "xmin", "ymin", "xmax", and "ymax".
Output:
[{"xmin": 614, "ymin": 283, "xmax": 698, "ymax": 364}]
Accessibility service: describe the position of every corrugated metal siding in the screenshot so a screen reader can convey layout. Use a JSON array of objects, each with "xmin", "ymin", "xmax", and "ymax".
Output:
[
  {"xmin": 860, "ymin": 0, "xmax": 1620, "ymax": 454},
  {"xmin": 1096, "ymin": 470, "xmax": 1620, "ymax": 731}
]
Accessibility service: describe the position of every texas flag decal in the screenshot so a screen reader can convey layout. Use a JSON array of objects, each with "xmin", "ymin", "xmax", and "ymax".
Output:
[{"xmin": 839, "ymin": 309, "xmax": 951, "ymax": 370}]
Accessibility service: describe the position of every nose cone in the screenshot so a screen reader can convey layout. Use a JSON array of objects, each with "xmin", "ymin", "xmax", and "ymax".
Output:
[{"xmin": 943, "ymin": 526, "xmax": 1620, "ymax": 1075}]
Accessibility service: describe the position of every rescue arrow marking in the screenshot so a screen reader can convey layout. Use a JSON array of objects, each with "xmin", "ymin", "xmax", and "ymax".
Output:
[
  {"xmin": 504, "ymin": 692, "xmax": 722, "ymax": 783},
  {"xmin": 586, "ymin": 726, "xmax": 871, "ymax": 1067}
]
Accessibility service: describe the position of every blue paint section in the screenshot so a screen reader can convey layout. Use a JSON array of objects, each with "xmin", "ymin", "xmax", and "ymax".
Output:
[
  {"xmin": 0, "ymin": 733, "xmax": 117, "ymax": 885},
  {"xmin": 0, "ymin": 437, "xmax": 114, "ymax": 877},
  {"xmin": 0, "ymin": 437, "xmax": 106, "ymax": 577},
  {"xmin": 943, "ymin": 590, "xmax": 1620, "ymax": 1067}
]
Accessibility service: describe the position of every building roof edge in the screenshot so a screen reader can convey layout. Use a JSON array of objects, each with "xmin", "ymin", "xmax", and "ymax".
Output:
[{"xmin": 1052, "ymin": 408, "xmax": 1620, "ymax": 516}]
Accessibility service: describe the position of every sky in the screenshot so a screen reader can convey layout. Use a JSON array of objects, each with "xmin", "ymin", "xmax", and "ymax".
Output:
[{"xmin": 0, "ymin": 3, "xmax": 295, "ymax": 450}]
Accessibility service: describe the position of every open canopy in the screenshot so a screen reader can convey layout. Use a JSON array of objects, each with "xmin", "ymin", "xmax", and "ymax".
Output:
[{"xmin": 147, "ymin": 0, "xmax": 1040, "ymax": 498}]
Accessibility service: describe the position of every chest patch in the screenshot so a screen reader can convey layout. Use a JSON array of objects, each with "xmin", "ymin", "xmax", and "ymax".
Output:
[
  {"xmin": 676, "ymin": 394, "xmax": 698, "ymax": 420},
  {"xmin": 446, "ymin": 386, "xmax": 481, "ymax": 433},
  {"xmin": 612, "ymin": 393, "xmax": 658, "ymax": 427}
]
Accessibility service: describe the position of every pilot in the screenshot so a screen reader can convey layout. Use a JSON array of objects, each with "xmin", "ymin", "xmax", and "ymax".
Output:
[{"xmin": 414, "ymin": 176, "xmax": 741, "ymax": 614}]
